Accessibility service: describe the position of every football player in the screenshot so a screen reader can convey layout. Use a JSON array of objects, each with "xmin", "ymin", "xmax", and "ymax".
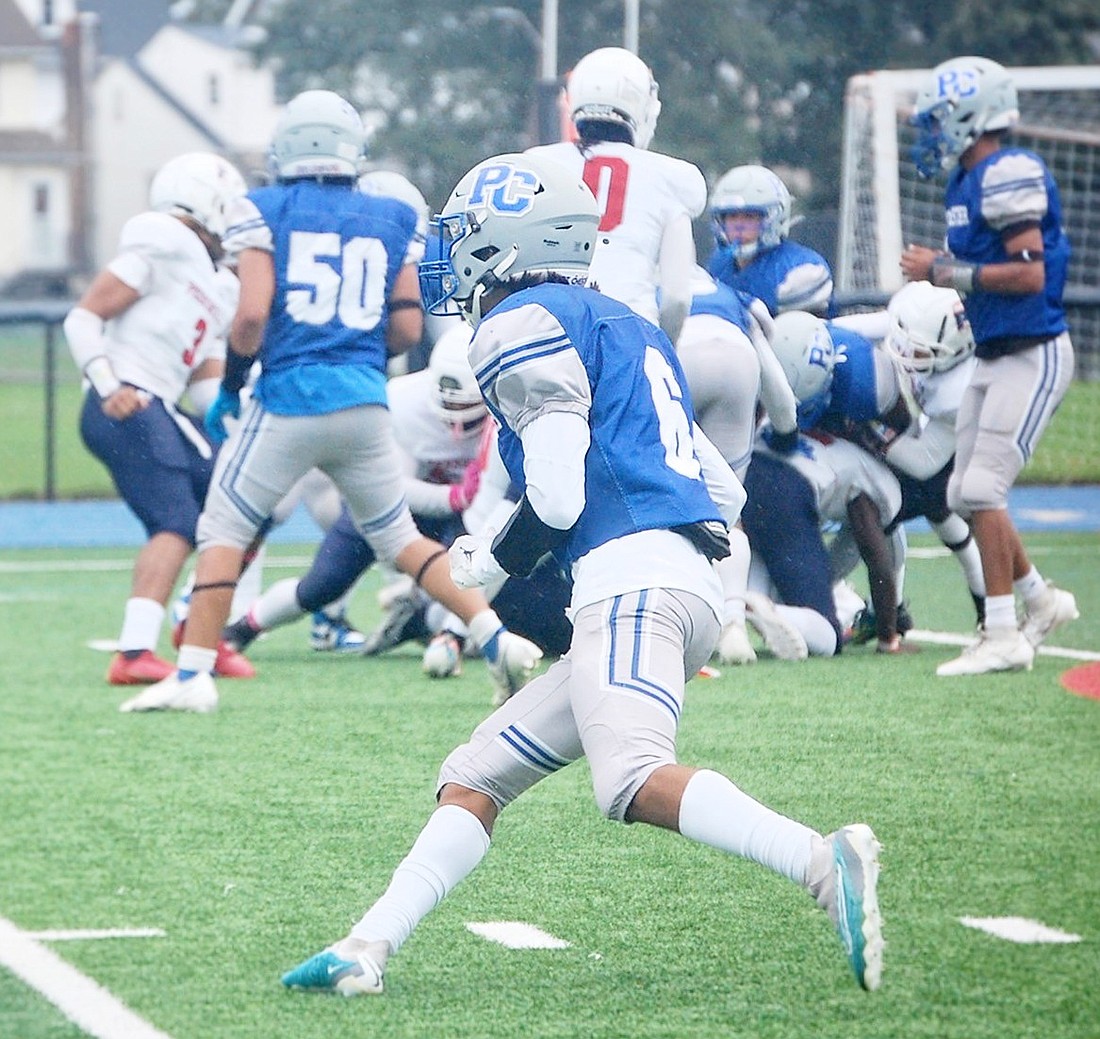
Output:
[
  {"xmin": 281, "ymin": 153, "xmax": 884, "ymax": 996},
  {"xmin": 63, "ymin": 152, "xmax": 253, "ymax": 686},
  {"xmin": 119, "ymin": 91, "xmax": 542, "ymax": 714},
  {"xmin": 707, "ymin": 164, "xmax": 833, "ymax": 318},
  {"xmin": 526, "ymin": 46, "xmax": 704, "ymax": 342},
  {"xmin": 902, "ymin": 55, "xmax": 1077, "ymax": 675}
]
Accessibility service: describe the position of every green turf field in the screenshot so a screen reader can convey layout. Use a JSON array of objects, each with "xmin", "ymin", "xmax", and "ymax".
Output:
[{"xmin": 1, "ymin": 534, "xmax": 1098, "ymax": 1039}]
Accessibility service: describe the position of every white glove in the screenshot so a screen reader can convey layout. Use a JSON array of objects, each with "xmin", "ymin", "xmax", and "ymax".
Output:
[{"xmin": 448, "ymin": 533, "xmax": 508, "ymax": 589}]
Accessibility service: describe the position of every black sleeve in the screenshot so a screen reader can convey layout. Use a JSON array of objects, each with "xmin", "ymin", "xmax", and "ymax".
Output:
[{"xmin": 491, "ymin": 495, "xmax": 572, "ymax": 578}]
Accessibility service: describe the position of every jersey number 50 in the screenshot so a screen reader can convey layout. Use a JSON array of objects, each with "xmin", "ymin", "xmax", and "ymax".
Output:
[{"xmin": 286, "ymin": 231, "xmax": 388, "ymax": 331}]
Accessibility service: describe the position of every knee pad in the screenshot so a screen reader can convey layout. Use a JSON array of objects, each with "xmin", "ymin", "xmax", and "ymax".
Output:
[{"xmin": 955, "ymin": 466, "xmax": 1009, "ymax": 515}]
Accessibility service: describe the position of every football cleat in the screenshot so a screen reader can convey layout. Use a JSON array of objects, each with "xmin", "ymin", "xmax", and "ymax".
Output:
[
  {"xmin": 809, "ymin": 824, "xmax": 884, "ymax": 991},
  {"xmin": 936, "ymin": 626, "xmax": 1034, "ymax": 677},
  {"xmin": 744, "ymin": 592, "xmax": 808, "ymax": 661},
  {"xmin": 309, "ymin": 611, "xmax": 366, "ymax": 653},
  {"xmin": 106, "ymin": 650, "xmax": 175, "ymax": 686},
  {"xmin": 1020, "ymin": 581, "xmax": 1078, "ymax": 648},
  {"xmin": 485, "ymin": 631, "xmax": 543, "ymax": 707},
  {"xmin": 215, "ymin": 640, "xmax": 256, "ymax": 678},
  {"xmin": 281, "ymin": 948, "xmax": 384, "ymax": 997},
  {"xmin": 361, "ymin": 592, "xmax": 424, "ymax": 655},
  {"xmin": 118, "ymin": 671, "xmax": 218, "ymax": 713},
  {"xmin": 222, "ymin": 617, "xmax": 262, "ymax": 653},
  {"xmin": 423, "ymin": 631, "xmax": 463, "ymax": 678},
  {"xmin": 715, "ymin": 620, "xmax": 756, "ymax": 666}
]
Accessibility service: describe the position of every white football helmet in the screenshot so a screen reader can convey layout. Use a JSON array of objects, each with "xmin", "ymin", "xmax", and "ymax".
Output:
[
  {"xmin": 911, "ymin": 56, "xmax": 1019, "ymax": 178},
  {"xmin": 885, "ymin": 282, "xmax": 975, "ymax": 374},
  {"xmin": 567, "ymin": 47, "xmax": 661, "ymax": 149},
  {"xmin": 271, "ymin": 89, "xmax": 365, "ymax": 179},
  {"xmin": 148, "ymin": 152, "xmax": 246, "ymax": 239},
  {"xmin": 358, "ymin": 169, "xmax": 429, "ymax": 223},
  {"xmin": 428, "ymin": 324, "xmax": 486, "ymax": 439},
  {"xmin": 419, "ymin": 153, "xmax": 600, "ymax": 328},
  {"xmin": 709, "ymin": 164, "xmax": 791, "ymax": 262},
  {"xmin": 770, "ymin": 310, "xmax": 838, "ymax": 426}
]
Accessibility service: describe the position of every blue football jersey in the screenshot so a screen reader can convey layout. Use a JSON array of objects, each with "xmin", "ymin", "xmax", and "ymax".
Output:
[
  {"xmin": 229, "ymin": 180, "xmax": 420, "ymax": 415},
  {"xmin": 688, "ymin": 277, "xmax": 754, "ymax": 334},
  {"xmin": 470, "ymin": 283, "xmax": 722, "ymax": 569},
  {"xmin": 706, "ymin": 240, "xmax": 833, "ymax": 317},
  {"xmin": 822, "ymin": 325, "xmax": 879, "ymax": 426},
  {"xmin": 943, "ymin": 147, "xmax": 1070, "ymax": 352}
]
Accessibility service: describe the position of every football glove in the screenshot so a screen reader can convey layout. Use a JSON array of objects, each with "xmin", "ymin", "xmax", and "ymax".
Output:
[
  {"xmin": 205, "ymin": 387, "xmax": 240, "ymax": 444},
  {"xmin": 448, "ymin": 533, "xmax": 507, "ymax": 590}
]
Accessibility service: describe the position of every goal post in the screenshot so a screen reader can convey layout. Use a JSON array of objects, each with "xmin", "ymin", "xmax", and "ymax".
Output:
[{"xmin": 837, "ymin": 63, "xmax": 1100, "ymax": 381}]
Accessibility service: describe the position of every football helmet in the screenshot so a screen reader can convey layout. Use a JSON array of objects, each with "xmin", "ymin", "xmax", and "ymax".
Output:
[
  {"xmin": 419, "ymin": 153, "xmax": 600, "ymax": 327},
  {"xmin": 885, "ymin": 282, "xmax": 975, "ymax": 373},
  {"xmin": 567, "ymin": 47, "xmax": 661, "ymax": 149},
  {"xmin": 709, "ymin": 164, "xmax": 791, "ymax": 262},
  {"xmin": 428, "ymin": 323, "xmax": 486, "ymax": 438},
  {"xmin": 770, "ymin": 310, "xmax": 838, "ymax": 427},
  {"xmin": 911, "ymin": 56, "xmax": 1019, "ymax": 178},
  {"xmin": 358, "ymin": 169, "xmax": 429, "ymax": 223},
  {"xmin": 270, "ymin": 89, "xmax": 365, "ymax": 179},
  {"xmin": 148, "ymin": 152, "xmax": 246, "ymax": 239}
]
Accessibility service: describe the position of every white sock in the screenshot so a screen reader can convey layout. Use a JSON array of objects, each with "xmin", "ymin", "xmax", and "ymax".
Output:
[
  {"xmin": 677, "ymin": 769, "xmax": 818, "ymax": 885},
  {"xmin": 889, "ymin": 527, "xmax": 907, "ymax": 601},
  {"xmin": 349, "ymin": 804, "xmax": 490, "ymax": 953},
  {"xmin": 934, "ymin": 518, "xmax": 986, "ymax": 598},
  {"xmin": 177, "ymin": 644, "xmax": 217, "ymax": 675},
  {"xmin": 118, "ymin": 597, "xmax": 166, "ymax": 653},
  {"xmin": 1014, "ymin": 565, "xmax": 1046, "ymax": 606},
  {"xmin": 426, "ymin": 603, "xmax": 468, "ymax": 641},
  {"xmin": 231, "ymin": 544, "xmax": 265, "ymax": 622},
  {"xmin": 985, "ymin": 594, "xmax": 1017, "ymax": 631},
  {"xmin": 774, "ymin": 604, "xmax": 837, "ymax": 657},
  {"xmin": 717, "ymin": 527, "xmax": 751, "ymax": 626},
  {"xmin": 251, "ymin": 578, "xmax": 306, "ymax": 631}
]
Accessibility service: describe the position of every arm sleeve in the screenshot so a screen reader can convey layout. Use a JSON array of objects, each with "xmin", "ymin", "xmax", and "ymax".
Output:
[
  {"xmin": 519, "ymin": 410, "xmax": 590, "ymax": 530},
  {"xmin": 657, "ymin": 211, "xmax": 696, "ymax": 344},
  {"xmin": 746, "ymin": 302, "xmax": 798, "ymax": 435},
  {"xmin": 693, "ymin": 423, "xmax": 746, "ymax": 526},
  {"xmin": 830, "ymin": 310, "xmax": 890, "ymax": 339},
  {"xmin": 884, "ymin": 415, "xmax": 957, "ymax": 481}
]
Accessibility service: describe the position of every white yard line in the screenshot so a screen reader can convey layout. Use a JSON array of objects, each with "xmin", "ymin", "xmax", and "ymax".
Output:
[
  {"xmin": 908, "ymin": 628, "xmax": 1100, "ymax": 662},
  {"xmin": 24, "ymin": 928, "xmax": 166, "ymax": 941},
  {"xmin": 959, "ymin": 916, "xmax": 1083, "ymax": 944},
  {"xmin": 0, "ymin": 916, "xmax": 173, "ymax": 1039},
  {"xmin": 465, "ymin": 921, "xmax": 572, "ymax": 949}
]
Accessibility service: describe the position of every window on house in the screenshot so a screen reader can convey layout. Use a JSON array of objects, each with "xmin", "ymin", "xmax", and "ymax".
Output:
[
  {"xmin": 43, "ymin": 0, "xmax": 54, "ymax": 26},
  {"xmin": 208, "ymin": 74, "xmax": 220, "ymax": 106},
  {"xmin": 34, "ymin": 184, "xmax": 49, "ymax": 216}
]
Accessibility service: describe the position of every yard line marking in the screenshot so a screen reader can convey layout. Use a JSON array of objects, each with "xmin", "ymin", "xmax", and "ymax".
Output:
[
  {"xmin": 909, "ymin": 629, "xmax": 1100, "ymax": 662},
  {"xmin": 0, "ymin": 915, "xmax": 174, "ymax": 1039},
  {"xmin": 959, "ymin": 916, "xmax": 1083, "ymax": 944},
  {"xmin": 24, "ymin": 928, "xmax": 166, "ymax": 941},
  {"xmin": 0, "ymin": 557, "xmax": 314, "ymax": 574},
  {"xmin": 86, "ymin": 639, "xmax": 120, "ymax": 653},
  {"xmin": 465, "ymin": 921, "xmax": 571, "ymax": 949}
]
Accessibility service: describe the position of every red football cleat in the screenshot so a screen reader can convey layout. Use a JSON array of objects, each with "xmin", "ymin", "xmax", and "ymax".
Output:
[
  {"xmin": 107, "ymin": 650, "xmax": 175, "ymax": 686},
  {"xmin": 215, "ymin": 640, "xmax": 256, "ymax": 679}
]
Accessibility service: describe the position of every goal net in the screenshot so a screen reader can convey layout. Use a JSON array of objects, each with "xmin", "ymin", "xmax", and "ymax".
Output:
[{"xmin": 837, "ymin": 65, "xmax": 1100, "ymax": 383}]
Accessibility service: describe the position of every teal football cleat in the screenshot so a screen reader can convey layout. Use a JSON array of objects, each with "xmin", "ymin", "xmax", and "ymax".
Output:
[
  {"xmin": 810, "ymin": 824, "xmax": 884, "ymax": 991},
  {"xmin": 281, "ymin": 948, "xmax": 384, "ymax": 996}
]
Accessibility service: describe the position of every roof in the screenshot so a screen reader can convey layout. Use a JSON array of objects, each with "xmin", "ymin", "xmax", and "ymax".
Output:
[
  {"xmin": 77, "ymin": 0, "xmax": 172, "ymax": 57},
  {"xmin": 0, "ymin": 0, "xmax": 47, "ymax": 50}
]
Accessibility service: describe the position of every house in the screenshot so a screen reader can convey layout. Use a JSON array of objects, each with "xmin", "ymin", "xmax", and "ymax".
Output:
[
  {"xmin": 0, "ymin": 0, "xmax": 81, "ymax": 291},
  {"xmin": 0, "ymin": 0, "xmax": 279, "ymax": 289}
]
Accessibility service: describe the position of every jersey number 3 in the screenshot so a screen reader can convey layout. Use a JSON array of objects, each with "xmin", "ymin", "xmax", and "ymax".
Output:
[
  {"xmin": 286, "ymin": 231, "xmax": 388, "ymax": 330},
  {"xmin": 582, "ymin": 157, "xmax": 629, "ymax": 232}
]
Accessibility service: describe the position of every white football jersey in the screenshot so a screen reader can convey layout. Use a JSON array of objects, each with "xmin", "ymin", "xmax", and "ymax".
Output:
[
  {"xmin": 103, "ymin": 212, "xmax": 238, "ymax": 403},
  {"xmin": 387, "ymin": 368, "xmax": 481, "ymax": 517},
  {"xmin": 525, "ymin": 141, "xmax": 706, "ymax": 324}
]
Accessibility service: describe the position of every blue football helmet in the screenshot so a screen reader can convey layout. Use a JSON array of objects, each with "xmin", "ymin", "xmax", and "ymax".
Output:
[{"xmin": 911, "ymin": 56, "xmax": 1019, "ymax": 178}]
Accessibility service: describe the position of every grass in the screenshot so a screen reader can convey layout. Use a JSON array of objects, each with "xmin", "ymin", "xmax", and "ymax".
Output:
[
  {"xmin": 2, "ymin": 324, "xmax": 1100, "ymax": 499},
  {"xmin": 1, "ymin": 534, "xmax": 1098, "ymax": 1038}
]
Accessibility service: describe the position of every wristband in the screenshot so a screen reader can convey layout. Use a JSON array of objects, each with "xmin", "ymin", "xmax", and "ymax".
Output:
[
  {"xmin": 84, "ymin": 356, "xmax": 122, "ymax": 398},
  {"xmin": 222, "ymin": 347, "xmax": 253, "ymax": 394},
  {"xmin": 930, "ymin": 256, "xmax": 980, "ymax": 295}
]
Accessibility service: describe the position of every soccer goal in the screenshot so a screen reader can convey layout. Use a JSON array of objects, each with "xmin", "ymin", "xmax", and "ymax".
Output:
[{"xmin": 836, "ymin": 64, "xmax": 1100, "ymax": 381}]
